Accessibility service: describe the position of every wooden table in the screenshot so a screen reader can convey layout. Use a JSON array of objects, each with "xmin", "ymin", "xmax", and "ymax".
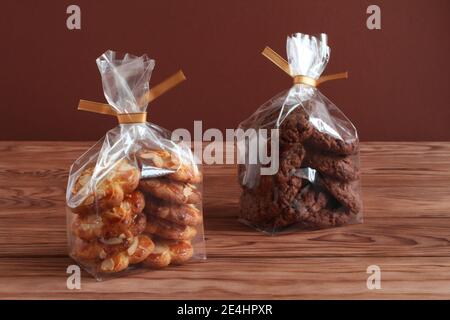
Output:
[{"xmin": 0, "ymin": 141, "xmax": 449, "ymax": 299}]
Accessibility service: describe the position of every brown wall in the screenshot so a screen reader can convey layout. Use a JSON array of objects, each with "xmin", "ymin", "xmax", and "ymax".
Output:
[{"xmin": 1, "ymin": 0, "xmax": 449, "ymax": 141}]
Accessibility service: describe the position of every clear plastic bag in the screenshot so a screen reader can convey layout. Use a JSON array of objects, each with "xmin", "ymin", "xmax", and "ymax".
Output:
[
  {"xmin": 238, "ymin": 33, "xmax": 363, "ymax": 234},
  {"xmin": 66, "ymin": 51, "xmax": 205, "ymax": 280}
]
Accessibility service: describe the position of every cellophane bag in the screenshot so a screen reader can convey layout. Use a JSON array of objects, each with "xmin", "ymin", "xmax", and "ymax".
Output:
[
  {"xmin": 238, "ymin": 33, "xmax": 363, "ymax": 234},
  {"xmin": 66, "ymin": 51, "xmax": 205, "ymax": 280}
]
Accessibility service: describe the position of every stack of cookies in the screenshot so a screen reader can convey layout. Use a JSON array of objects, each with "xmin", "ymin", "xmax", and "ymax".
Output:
[
  {"xmin": 70, "ymin": 160, "xmax": 155, "ymax": 274},
  {"xmin": 239, "ymin": 107, "xmax": 362, "ymax": 232},
  {"xmin": 69, "ymin": 150, "xmax": 203, "ymax": 276},
  {"xmin": 137, "ymin": 149, "xmax": 203, "ymax": 268}
]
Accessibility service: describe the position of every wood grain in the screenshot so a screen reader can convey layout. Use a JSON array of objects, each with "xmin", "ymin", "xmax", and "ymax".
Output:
[{"xmin": 0, "ymin": 141, "xmax": 449, "ymax": 299}]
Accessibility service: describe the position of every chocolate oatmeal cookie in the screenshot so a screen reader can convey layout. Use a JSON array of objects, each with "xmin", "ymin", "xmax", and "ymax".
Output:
[
  {"xmin": 239, "ymin": 144, "xmax": 306, "ymax": 230},
  {"xmin": 303, "ymin": 151, "xmax": 359, "ymax": 181},
  {"xmin": 239, "ymin": 180, "xmax": 280, "ymax": 229},
  {"xmin": 295, "ymin": 186, "xmax": 358, "ymax": 228},
  {"xmin": 275, "ymin": 143, "xmax": 305, "ymax": 205},
  {"xmin": 275, "ymin": 108, "xmax": 358, "ymax": 156},
  {"xmin": 320, "ymin": 176, "xmax": 362, "ymax": 214},
  {"xmin": 304, "ymin": 129, "xmax": 359, "ymax": 156},
  {"xmin": 278, "ymin": 108, "xmax": 313, "ymax": 144}
]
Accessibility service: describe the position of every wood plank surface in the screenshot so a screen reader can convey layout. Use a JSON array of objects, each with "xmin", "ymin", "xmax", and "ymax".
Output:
[{"xmin": 0, "ymin": 141, "xmax": 449, "ymax": 299}]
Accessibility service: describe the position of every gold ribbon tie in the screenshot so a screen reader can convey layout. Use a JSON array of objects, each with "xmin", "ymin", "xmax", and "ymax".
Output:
[
  {"xmin": 78, "ymin": 70, "xmax": 186, "ymax": 124},
  {"xmin": 262, "ymin": 46, "xmax": 348, "ymax": 87}
]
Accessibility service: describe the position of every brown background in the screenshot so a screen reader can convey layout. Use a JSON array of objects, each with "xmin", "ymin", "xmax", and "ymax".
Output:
[{"xmin": 0, "ymin": 0, "xmax": 449, "ymax": 141}]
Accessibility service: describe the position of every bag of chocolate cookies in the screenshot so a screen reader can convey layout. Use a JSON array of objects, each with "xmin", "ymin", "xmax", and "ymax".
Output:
[
  {"xmin": 66, "ymin": 50, "xmax": 205, "ymax": 280},
  {"xmin": 238, "ymin": 33, "xmax": 362, "ymax": 234}
]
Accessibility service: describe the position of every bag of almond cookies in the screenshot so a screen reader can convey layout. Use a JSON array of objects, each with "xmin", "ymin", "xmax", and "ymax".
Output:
[
  {"xmin": 238, "ymin": 33, "xmax": 362, "ymax": 234},
  {"xmin": 66, "ymin": 50, "xmax": 205, "ymax": 280}
]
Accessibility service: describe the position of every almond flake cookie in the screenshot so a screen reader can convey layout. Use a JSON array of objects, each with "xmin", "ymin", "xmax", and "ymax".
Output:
[
  {"xmin": 127, "ymin": 234, "xmax": 155, "ymax": 265},
  {"xmin": 71, "ymin": 159, "xmax": 140, "ymax": 215},
  {"xmin": 144, "ymin": 199, "xmax": 202, "ymax": 226},
  {"xmin": 143, "ymin": 239, "xmax": 193, "ymax": 269},
  {"xmin": 138, "ymin": 149, "xmax": 202, "ymax": 183},
  {"xmin": 73, "ymin": 235, "xmax": 155, "ymax": 273},
  {"xmin": 145, "ymin": 215, "xmax": 197, "ymax": 241},
  {"xmin": 71, "ymin": 236, "xmax": 133, "ymax": 262},
  {"xmin": 72, "ymin": 210, "xmax": 147, "ymax": 242},
  {"xmin": 98, "ymin": 251, "xmax": 130, "ymax": 273},
  {"xmin": 101, "ymin": 190, "xmax": 145, "ymax": 223},
  {"xmin": 139, "ymin": 178, "xmax": 202, "ymax": 205}
]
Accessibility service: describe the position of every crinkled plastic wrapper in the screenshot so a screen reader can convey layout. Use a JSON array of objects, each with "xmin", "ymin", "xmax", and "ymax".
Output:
[
  {"xmin": 66, "ymin": 51, "xmax": 205, "ymax": 280},
  {"xmin": 238, "ymin": 33, "xmax": 363, "ymax": 234}
]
